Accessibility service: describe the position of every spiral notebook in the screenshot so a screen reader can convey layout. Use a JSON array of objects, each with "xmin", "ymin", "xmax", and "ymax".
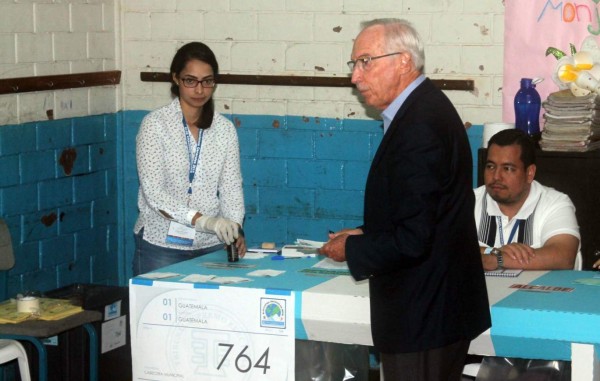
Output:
[{"xmin": 485, "ymin": 268, "xmax": 523, "ymax": 277}]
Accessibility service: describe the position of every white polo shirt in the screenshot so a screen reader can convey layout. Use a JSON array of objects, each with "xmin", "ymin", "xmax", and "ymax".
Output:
[{"xmin": 473, "ymin": 180, "xmax": 580, "ymax": 249}]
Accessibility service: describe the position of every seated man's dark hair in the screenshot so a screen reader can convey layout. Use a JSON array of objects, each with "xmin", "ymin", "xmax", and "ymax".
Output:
[{"xmin": 487, "ymin": 129, "xmax": 536, "ymax": 167}]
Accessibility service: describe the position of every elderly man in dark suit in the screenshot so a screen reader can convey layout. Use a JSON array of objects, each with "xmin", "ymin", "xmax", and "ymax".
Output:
[{"xmin": 320, "ymin": 18, "xmax": 491, "ymax": 381}]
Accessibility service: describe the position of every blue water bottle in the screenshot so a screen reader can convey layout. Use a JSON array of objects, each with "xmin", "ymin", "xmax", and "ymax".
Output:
[{"xmin": 514, "ymin": 78, "xmax": 541, "ymax": 138}]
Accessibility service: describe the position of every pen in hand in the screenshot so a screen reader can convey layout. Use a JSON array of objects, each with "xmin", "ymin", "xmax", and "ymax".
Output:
[
  {"xmin": 320, "ymin": 230, "xmax": 335, "ymax": 256},
  {"xmin": 324, "ymin": 230, "xmax": 335, "ymax": 248}
]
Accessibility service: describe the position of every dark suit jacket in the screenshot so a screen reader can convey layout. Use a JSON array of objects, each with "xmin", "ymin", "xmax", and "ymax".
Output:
[{"xmin": 346, "ymin": 78, "xmax": 491, "ymax": 353}]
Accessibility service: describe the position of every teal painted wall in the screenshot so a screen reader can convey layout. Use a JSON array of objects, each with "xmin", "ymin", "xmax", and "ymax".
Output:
[
  {"xmin": 0, "ymin": 115, "xmax": 120, "ymax": 298},
  {"xmin": 0, "ymin": 111, "xmax": 484, "ymax": 289}
]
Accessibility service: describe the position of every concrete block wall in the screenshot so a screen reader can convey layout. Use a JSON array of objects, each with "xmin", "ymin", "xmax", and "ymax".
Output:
[
  {"xmin": 0, "ymin": 114, "xmax": 119, "ymax": 297},
  {"xmin": 1, "ymin": 1, "xmax": 504, "ymax": 283},
  {"xmin": 119, "ymin": 1, "xmax": 505, "ymax": 274},
  {"xmin": 0, "ymin": 0, "xmax": 119, "ymax": 125},
  {"xmin": 123, "ymin": 0, "xmax": 506, "ymax": 125},
  {"xmin": 120, "ymin": 110, "xmax": 380, "ymax": 272},
  {"xmin": 121, "ymin": 111, "xmax": 484, "ymax": 279},
  {"xmin": 221, "ymin": 114, "xmax": 379, "ymax": 242}
]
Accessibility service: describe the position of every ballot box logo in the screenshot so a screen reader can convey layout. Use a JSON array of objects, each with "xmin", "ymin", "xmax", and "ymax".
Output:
[{"xmin": 260, "ymin": 298, "xmax": 286, "ymax": 329}]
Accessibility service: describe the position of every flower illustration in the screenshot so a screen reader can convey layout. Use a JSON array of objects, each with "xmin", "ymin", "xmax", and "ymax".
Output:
[{"xmin": 547, "ymin": 36, "xmax": 600, "ymax": 96}]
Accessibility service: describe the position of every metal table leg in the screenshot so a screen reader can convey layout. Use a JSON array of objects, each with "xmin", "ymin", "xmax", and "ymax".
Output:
[
  {"xmin": 0, "ymin": 323, "xmax": 98, "ymax": 381},
  {"xmin": 83, "ymin": 323, "xmax": 98, "ymax": 381},
  {"xmin": 0, "ymin": 335, "xmax": 47, "ymax": 381}
]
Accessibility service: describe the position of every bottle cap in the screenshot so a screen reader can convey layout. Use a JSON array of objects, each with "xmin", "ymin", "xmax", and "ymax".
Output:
[
  {"xmin": 521, "ymin": 77, "xmax": 544, "ymax": 88},
  {"xmin": 521, "ymin": 78, "xmax": 533, "ymax": 87}
]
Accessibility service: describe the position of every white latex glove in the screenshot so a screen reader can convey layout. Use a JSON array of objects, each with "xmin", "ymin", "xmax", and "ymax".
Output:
[{"xmin": 195, "ymin": 216, "xmax": 239, "ymax": 245}]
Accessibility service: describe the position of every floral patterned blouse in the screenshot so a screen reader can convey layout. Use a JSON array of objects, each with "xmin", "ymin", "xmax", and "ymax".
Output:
[{"xmin": 134, "ymin": 98, "xmax": 244, "ymax": 250}]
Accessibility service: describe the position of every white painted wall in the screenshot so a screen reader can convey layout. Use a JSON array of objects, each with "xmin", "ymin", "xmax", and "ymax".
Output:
[
  {"xmin": 0, "ymin": 0, "xmax": 506, "ymax": 126},
  {"xmin": 0, "ymin": 0, "xmax": 119, "ymax": 125}
]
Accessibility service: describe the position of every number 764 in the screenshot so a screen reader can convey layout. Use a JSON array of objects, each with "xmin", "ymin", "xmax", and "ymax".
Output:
[{"xmin": 216, "ymin": 343, "xmax": 271, "ymax": 374}]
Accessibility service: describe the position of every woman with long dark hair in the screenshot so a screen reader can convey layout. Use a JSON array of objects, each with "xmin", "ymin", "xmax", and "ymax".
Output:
[{"xmin": 133, "ymin": 42, "xmax": 245, "ymax": 275}]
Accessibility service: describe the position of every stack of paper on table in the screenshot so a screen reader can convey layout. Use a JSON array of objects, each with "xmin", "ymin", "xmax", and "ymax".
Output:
[
  {"xmin": 0, "ymin": 301, "xmax": 30, "ymax": 324},
  {"xmin": 281, "ymin": 239, "xmax": 324, "ymax": 257},
  {"xmin": 540, "ymin": 90, "xmax": 600, "ymax": 152},
  {"xmin": 40, "ymin": 298, "xmax": 84, "ymax": 320},
  {"xmin": 0, "ymin": 298, "xmax": 83, "ymax": 324},
  {"xmin": 281, "ymin": 245, "xmax": 319, "ymax": 257},
  {"xmin": 297, "ymin": 257, "xmax": 352, "ymax": 277},
  {"xmin": 247, "ymin": 247, "xmax": 280, "ymax": 254}
]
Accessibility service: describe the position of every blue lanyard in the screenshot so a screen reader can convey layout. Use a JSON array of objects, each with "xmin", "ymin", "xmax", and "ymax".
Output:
[
  {"xmin": 497, "ymin": 217, "xmax": 521, "ymax": 246},
  {"xmin": 182, "ymin": 117, "xmax": 204, "ymax": 195}
]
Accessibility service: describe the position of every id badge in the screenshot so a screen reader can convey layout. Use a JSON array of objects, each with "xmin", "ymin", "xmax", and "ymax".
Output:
[{"xmin": 166, "ymin": 221, "xmax": 195, "ymax": 246}]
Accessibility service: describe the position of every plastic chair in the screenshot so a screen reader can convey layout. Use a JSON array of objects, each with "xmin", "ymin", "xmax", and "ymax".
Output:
[
  {"xmin": 0, "ymin": 219, "xmax": 32, "ymax": 381},
  {"xmin": 0, "ymin": 339, "xmax": 30, "ymax": 381}
]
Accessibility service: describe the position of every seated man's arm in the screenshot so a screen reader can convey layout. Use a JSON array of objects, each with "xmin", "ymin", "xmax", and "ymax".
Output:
[
  {"xmin": 502, "ymin": 234, "xmax": 578, "ymax": 270},
  {"xmin": 480, "ymin": 234, "xmax": 579, "ymax": 271}
]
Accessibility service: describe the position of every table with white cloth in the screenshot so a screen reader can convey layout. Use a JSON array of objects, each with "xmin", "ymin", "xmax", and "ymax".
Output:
[{"xmin": 129, "ymin": 251, "xmax": 600, "ymax": 381}]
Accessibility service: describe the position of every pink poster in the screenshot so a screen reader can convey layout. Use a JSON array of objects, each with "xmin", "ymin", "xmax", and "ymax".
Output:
[{"xmin": 503, "ymin": 0, "xmax": 600, "ymax": 123}]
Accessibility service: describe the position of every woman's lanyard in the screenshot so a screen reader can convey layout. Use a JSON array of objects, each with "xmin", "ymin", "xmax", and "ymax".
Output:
[
  {"xmin": 182, "ymin": 117, "xmax": 204, "ymax": 199},
  {"xmin": 497, "ymin": 217, "xmax": 521, "ymax": 246}
]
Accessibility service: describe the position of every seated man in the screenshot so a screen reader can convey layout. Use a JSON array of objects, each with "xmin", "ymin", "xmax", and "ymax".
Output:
[
  {"xmin": 474, "ymin": 129, "xmax": 580, "ymax": 271},
  {"xmin": 465, "ymin": 129, "xmax": 581, "ymax": 379}
]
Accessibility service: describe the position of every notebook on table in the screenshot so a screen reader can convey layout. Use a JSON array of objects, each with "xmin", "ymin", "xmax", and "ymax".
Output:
[{"xmin": 485, "ymin": 269, "xmax": 523, "ymax": 277}]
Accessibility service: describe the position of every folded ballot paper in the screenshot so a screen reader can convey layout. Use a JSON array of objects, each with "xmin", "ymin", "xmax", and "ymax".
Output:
[{"xmin": 281, "ymin": 239, "xmax": 324, "ymax": 258}]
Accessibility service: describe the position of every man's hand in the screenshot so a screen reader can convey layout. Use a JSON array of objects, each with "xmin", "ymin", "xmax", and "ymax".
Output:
[
  {"xmin": 480, "ymin": 234, "xmax": 578, "ymax": 270},
  {"xmin": 320, "ymin": 233, "xmax": 351, "ymax": 262},
  {"xmin": 481, "ymin": 253, "xmax": 500, "ymax": 271},
  {"xmin": 481, "ymin": 243, "xmax": 535, "ymax": 271},
  {"xmin": 500, "ymin": 243, "xmax": 536, "ymax": 265},
  {"xmin": 234, "ymin": 235, "xmax": 247, "ymax": 257},
  {"xmin": 328, "ymin": 228, "xmax": 363, "ymax": 240},
  {"xmin": 195, "ymin": 216, "xmax": 239, "ymax": 245}
]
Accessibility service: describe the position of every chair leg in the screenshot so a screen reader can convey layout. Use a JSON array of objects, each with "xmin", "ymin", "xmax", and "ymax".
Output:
[
  {"xmin": 0, "ymin": 340, "xmax": 31, "ymax": 381},
  {"xmin": 13, "ymin": 343, "xmax": 30, "ymax": 381}
]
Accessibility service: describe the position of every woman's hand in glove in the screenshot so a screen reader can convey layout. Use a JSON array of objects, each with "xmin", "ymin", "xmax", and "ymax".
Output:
[{"xmin": 195, "ymin": 216, "xmax": 239, "ymax": 245}]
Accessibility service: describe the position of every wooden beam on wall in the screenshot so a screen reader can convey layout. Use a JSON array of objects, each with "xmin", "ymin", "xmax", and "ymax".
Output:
[
  {"xmin": 0, "ymin": 71, "xmax": 121, "ymax": 95},
  {"xmin": 140, "ymin": 72, "xmax": 474, "ymax": 91},
  {"xmin": 0, "ymin": 70, "xmax": 473, "ymax": 95}
]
